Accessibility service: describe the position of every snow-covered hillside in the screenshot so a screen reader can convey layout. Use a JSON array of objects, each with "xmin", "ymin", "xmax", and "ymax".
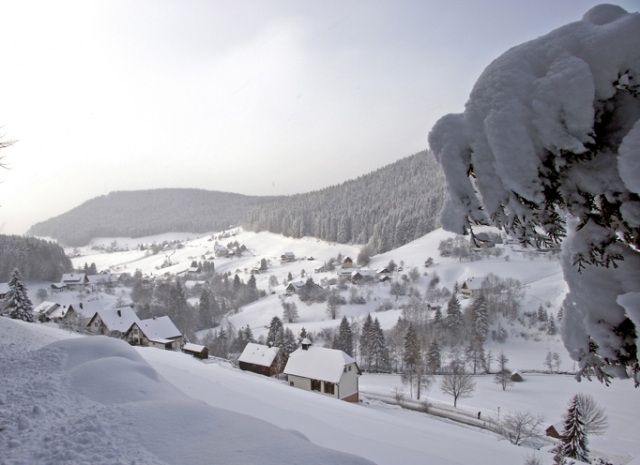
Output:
[
  {"xmin": 64, "ymin": 227, "xmax": 567, "ymax": 369},
  {"xmin": 2, "ymin": 316, "xmax": 639, "ymax": 465}
]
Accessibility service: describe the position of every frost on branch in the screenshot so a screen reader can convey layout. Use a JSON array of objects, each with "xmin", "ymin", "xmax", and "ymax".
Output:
[{"xmin": 428, "ymin": 4, "xmax": 640, "ymax": 384}]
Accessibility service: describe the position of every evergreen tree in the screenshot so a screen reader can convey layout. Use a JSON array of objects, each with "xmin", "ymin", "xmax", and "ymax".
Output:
[
  {"xmin": 198, "ymin": 289, "xmax": 214, "ymax": 329},
  {"xmin": 537, "ymin": 305, "xmax": 548, "ymax": 323},
  {"xmin": 336, "ymin": 316, "xmax": 354, "ymax": 356},
  {"xmin": 402, "ymin": 324, "xmax": 422, "ymax": 398},
  {"xmin": 267, "ymin": 316, "xmax": 284, "ymax": 345},
  {"xmin": 281, "ymin": 328, "xmax": 298, "ymax": 356},
  {"xmin": 433, "ymin": 306, "xmax": 443, "ymax": 326},
  {"xmin": 446, "ymin": 294, "xmax": 463, "ymax": 342},
  {"xmin": 3, "ymin": 268, "xmax": 34, "ymax": 322},
  {"xmin": 548, "ymin": 314, "xmax": 557, "ymax": 335},
  {"xmin": 561, "ymin": 395, "xmax": 590, "ymax": 463},
  {"xmin": 370, "ymin": 318, "xmax": 389, "ymax": 371},
  {"xmin": 243, "ymin": 325, "xmax": 256, "ymax": 344},
  {"xmin": 247, "ymin": 274, "xmax": 257, "ymax": 289},
  {"xmin": 471, "ymin": 295, "xmax": 489, "ymax": 342},
  {"xmin": 360, "ymin": 314, "xmax": 374, "ymax": 370},
  {"xmin": 426, "ymin": 341, "xmax": 441, "ymax": 374}
]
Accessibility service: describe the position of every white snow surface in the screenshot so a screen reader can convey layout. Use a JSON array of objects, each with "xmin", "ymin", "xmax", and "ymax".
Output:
[{"xmin": 0, "ymin": 318, "xmax": 374, "ymax": 465}]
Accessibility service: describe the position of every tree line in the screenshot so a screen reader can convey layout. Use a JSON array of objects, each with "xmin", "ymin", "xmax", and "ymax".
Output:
[{"xmin": 0, "ymin": 235, "xmax": 71, "ymax": 282}]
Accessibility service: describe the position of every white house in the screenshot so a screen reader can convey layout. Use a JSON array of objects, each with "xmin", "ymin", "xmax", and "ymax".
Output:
[
  {"xmin": 284, "ymin": 340, "xmax": 361, "ymax": 402},
  {"xmin": 0, "ymin": 282, "xmax": 9, "ymax": 299},
  {"xmin": 33, "ymin": 301, "xmax": 74, "ymax": 321},
  {"xmin": 86, "ymin": 274, "xmax": 121, "ymax": 290},
  {"xmin": 87, "ymin": 306, "xmax": 140, "ymax": 338},
  {"xmin": 461, "ymin": 277, "xmax": 484, "ymax": 299},
  {"xmin": 61, "ymin": 273, "xmax": 88, "ymax": 291},
  {"xmin": 124, "ymin": 316, "xmax": 183, "ymax": 351},
  {"xmin": 285, "ymin": 280, "xmax": 306, "ymax": 295}
]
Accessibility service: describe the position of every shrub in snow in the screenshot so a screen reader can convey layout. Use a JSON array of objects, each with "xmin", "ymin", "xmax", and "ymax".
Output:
[{"xmin": 429, "ymin": 5, "xmax": 640, "ymax": 385}]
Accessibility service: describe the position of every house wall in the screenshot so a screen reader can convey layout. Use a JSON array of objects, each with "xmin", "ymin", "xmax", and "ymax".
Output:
[
  {"xmin": 338, "ymin": 363, "xmax": 359, "ymax": 401},
  {"xmin": 88, "ymin": 316, "xmax": 104, "ymax": 334},
  {"xmin": 287, "ymin": 374, "xmax": 343, "ymax": 400}
]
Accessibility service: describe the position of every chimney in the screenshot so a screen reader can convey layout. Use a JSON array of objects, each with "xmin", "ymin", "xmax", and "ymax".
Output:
[
  {"xmin": 117, "ymin": 309, "xmax": 121, "ymax": 317},
  {"xmin": 301, "ymin": 338, "xmax": 312, "ymax": 351}
]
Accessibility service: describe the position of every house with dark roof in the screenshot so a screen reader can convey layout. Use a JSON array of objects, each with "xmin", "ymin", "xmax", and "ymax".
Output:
[{"xmin": 284, "ymin": 340, "xmax": 361, "ymax": 402}]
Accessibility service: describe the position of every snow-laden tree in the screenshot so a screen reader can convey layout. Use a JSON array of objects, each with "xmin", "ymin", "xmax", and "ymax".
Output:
[
  {"xmin": 561, "ymin": 395, "xmax": 590, "ymax": 462},
  {"xmin": 429, "ymin": 5, "xmax": 640, "ymax": 385},
  {"xmin": 3, "ymin": 268, "xmax": 34, "ymax": 322}
]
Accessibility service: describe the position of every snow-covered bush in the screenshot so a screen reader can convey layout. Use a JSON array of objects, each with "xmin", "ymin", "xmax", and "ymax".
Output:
[{"xmin": 429, "ymin": 5, "xmax": 640, "ymax": 385}]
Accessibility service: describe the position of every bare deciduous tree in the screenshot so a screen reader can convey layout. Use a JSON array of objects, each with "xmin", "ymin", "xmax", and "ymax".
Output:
[
  {"xmin": 495, "ymin": 411, "xmax": 546, "ymax": 446},
  {"xmin": 577, "ymin": 393, "xmax": 608, "ymax": 436},
  {"xmin": 440, "ymin": 364, "xmax": 476, "ymax": 407}
]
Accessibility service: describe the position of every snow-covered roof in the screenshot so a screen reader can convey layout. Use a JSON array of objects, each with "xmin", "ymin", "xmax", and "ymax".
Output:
[
  {"xmin": 284, "ymin": 346, "xmax": 356, "ymax": 384},
  {"xmin": 78, "ymin": 300, "xmax": 104, "ymax": 319},
  {"xmin": 184, "ymin": 280, "xmax": 206, "ymax": 289},
  {"xmin": 87, "ymin": 274, "xmax": 120, "ymax": 285},
  {"xmin": 286, "ymin": 281, "xmax": 305, "ymax": 290},
  {"xmin": 183, "ymin": 343, "xmax": 207, "ymax": 353},
  {"xmin": 342, "ymin": 256, "xmax": 353, "ymax": 263},
  {"xmin": 283, "ymin": 252, "xmax": 295, "ymax": 258},
  {"xmin": 137, "ymin": 316, "xmax": 181, "ymax": 341},
  {"xmin": 62, "ymin": 273, "xmax": 86, "ymax": 284},
  {"xmin": 94, "ymin": 306, "xmax": 140, "ymax": 333},
  {"xmin": 33, "ymin": 301, "xmax": 60, "ymax": 315},
  {"xmin": 238, "ymin": 343, "xmax": 280, "ymax": 367},
  {"xmin": 336, "ymin": 269, "xmax": 352, "ymax": 277},
  {"xmin": 376, "ymin": 267, "xmax": 390, "ymax": 274},
  {"xmin": 352, "ymin": 268, "xmax": 376, "ymax": 277},
  {"xmin": 0, "ymin": 282, "xmax": 9, "ymax": 294}
]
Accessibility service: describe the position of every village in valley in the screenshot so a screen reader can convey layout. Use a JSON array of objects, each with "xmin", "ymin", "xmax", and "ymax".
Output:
[{"xmin": 2, "ymin": 224, "xmax": 637, "ymax": 465}]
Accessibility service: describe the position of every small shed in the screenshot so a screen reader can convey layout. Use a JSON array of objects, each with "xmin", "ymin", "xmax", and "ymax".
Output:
[
  {"xmin": 510, "ymin": 371, "xmax": 524, "ymax": 382},
  {"xmin": 545, "ymin": 422, "xmax": 564, "ymax": 440},
  {"xmin": 239, "ymin": 343, "xmax": 283, "ymax": 376},
  {"xmin": 182, "ymin": 343, "xmax": 209, "ymax": 359}
]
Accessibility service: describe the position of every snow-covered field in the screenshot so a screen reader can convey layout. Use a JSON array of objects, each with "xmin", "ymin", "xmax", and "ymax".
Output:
[{"xmin": 2, "ymin": 317, "xmax": 639, "ymax": 465}]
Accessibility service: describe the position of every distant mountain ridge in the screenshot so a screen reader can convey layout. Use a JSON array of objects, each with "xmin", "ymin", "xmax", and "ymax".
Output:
[
  {"xmin": 241, "ymin": 150, "xmax": 446, "ymax": 253},
  {"xmin": 27, "ymin": 189, "xmax": 284, "ymax": 247}
]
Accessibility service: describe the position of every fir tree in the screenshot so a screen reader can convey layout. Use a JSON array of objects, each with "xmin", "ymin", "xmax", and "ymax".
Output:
[
  {"xmin": 360, "ymin": 314, "xmax": 374, "ymax": 370},
  {"xmin": 370, "ymin": 318, "xmax": 389, "ymax": 371},
  {"xmin": 281, "ymin": 328, "xmax": 298, "ymax": 356},
  {"xmin": 537, "ymin": 305, "xmax": 548, "ymax": 323},
  {"xmin": 282, "ymin": 300, "xmax": 299, "ymax": 323},
  {"xmin": 548, "ymin": 314, "xmax": 557, "ymax": 335},
  {"xmin": 446, "ymin": 294, "xmax": 463, "ymax": 342},
  {"xmin": 267, "ymin": 316, "xmax": 284, "ymax": 345},
  {"xmin": 402, "ymin": 324, "xmax": 422, "ymax": 398},
  {"xmin": 561, "ymin": 395, "xmax": 589, "ymax": 463},
  {"xmin": 471, "ymin": 295, "xmax": 489, "ymax": 342},
  {"xmin": 336, "ymin": 316, "xmax": 354, "ymax": 356},
  {"xmin": 3, "ymin": 268, "xmax": 34, "ymax": 322},
  {"xmin": 426, "ymin": 341, "xmax": 441, "ymax": 374}
]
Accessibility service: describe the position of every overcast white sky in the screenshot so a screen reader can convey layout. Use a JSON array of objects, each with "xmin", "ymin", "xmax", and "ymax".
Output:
[{"xmin": 0, "ymin": 0, "xmax": 637, "ymax": 235}]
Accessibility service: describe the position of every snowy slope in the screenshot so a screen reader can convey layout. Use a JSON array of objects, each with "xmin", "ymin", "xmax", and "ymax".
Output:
[{"xmin": 3, "ymin": 317, "xmax": 639, "ymax": 465}]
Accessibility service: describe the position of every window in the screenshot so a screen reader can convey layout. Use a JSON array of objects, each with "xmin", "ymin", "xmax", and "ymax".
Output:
[
  {"xmin": 324, "ymin": 382, "xmax": 335, "ymax": 395},
  {"xmin": 348, "ymin": 366, "xmax": 352, "ymax": 371},
  {"xmin": 289, "ymin": 381, "xmax": 294, "ymax": 386},
  {"xmin": 133, "ymin": 328, "xmax": 138, "ymax": 335},
  {"xmin": 311, "ymin": 379, "xmax": 321, "ymax": 391}
]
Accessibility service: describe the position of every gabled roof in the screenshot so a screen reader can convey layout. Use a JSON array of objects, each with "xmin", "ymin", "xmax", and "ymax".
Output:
[
  {"xmin": 283, "ymin": 252, "xmax": 295, "ymax": 258},
  {"xmin": 286, "ymin": 281, "xmax": 306, "ymax": 291},
  {"xmin": 462, "ymin": 277, "xmax": 484, "ymax": 290},
  {"xmin": 352, "ymin": 268, "xmax": 376, "ymax": 278},
  {"xmin": 62, "ymin": 273, "xmax": 86, "ymax": 284},
  {"xmin": 0, "ymin": 282, "xmax": 9, "ymax": 294},
  {"xmin": 137, "ymin": 316, "xmax": 181, "ymax": 341},
  {"xmin": 238, "ymin": 342, "xmax": 280, "ymax": 367},
  {"xmin": 183, "ymin": 343, "xmax": 207, "ymax": 354},
  {"xmin": 376, "ymin": 267, "xmax": 391, "ymax": 274},
  {"xmin": 33, "ymin": 301, "xmax": 60, "ymax": 315},
  {"xmin": 342, "ymin": 256, "xmax": 353, "ymax": 263},
  {"xmin": 78, "ymin": 300, "xmax": 105, "ymax": 319},
  {"xmin": 284, "ymin": 346, "xmax": 357, "ymax": 384},
  {"xmin": 92, "ymin": 306, "xmax": 140, "ymax": 333}
]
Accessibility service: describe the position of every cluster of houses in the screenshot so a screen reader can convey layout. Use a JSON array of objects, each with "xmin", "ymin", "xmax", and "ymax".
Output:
[
  {"xmin": 51, "ymin": 273, "xmax": 123, "ymax": 292},
  {"xmin": 238, "ymin": 339, "xmax": 361, "ymax": 403}
]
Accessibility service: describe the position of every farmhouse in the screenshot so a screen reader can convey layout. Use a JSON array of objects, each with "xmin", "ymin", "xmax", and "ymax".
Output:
[
  {"xmin": 284, "ymin": 340, "xmax": 361, "ymax": 402},
  {"xmin": 33, "ymin": 301, "xmax": 74, "ymax": 322},
  {"xmin": 87, "ymin": 306, "xmax": 140, "ymax": 338},
  {"xmin": 336, "ymin": 269, "xmax": 352, "ymax": 281},
  {"xmin": 238, "ymin": 343, "xmax": 283, "ymax": 376},
  {"xmin": 87, "ymin": 274, "xmax": 121, "ymax": 290},
  {"xmin": 125, "ymin": 316, "xmax": 183, "ymax": 351},
  {"xmin": 351, "ymin": 268, "xmax": 376, "ymax": 284},
  {"xmin": 461, "ymin": 277, "xmax": 484, "ymax": 299},
  {"xmin": 182, "ymin": 343, "xmax": 209, "ymax": 359},
  {"xmin": 61, "ymin": 273, "xmax": 88, "ymax": 291},
  {"xmin": 0, "ymin": 282, "xmax": 8, "ymax": 299},
  {"xmin": 285, "ymin": 281, "xmax": 306, "ymax": 295},
  {"xmin": 281, "ymin": 252, "xmax": 296, "ymax": 262},
  {"xmin": 341, "ymin": 257, "xmax": 353, "ymax": 268}
]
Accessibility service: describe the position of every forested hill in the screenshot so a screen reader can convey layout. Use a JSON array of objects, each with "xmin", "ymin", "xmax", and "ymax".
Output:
[
  {"xmin": 0, "ymin": 235, "xmax": 71, "ymax": 281},
  {"xmin": 241, "ymin": 150, "xmax": 446, "ymax": 253},
  {"xmin": 27, "ymin": 189, "xmax": 284, "ymax": 247}
]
